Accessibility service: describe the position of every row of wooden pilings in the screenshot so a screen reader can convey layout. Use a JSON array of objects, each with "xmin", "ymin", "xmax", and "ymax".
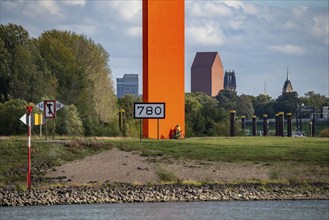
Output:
[{"xmin": 229, "ymin": 110, "xmax": 294, "ymax": 137}]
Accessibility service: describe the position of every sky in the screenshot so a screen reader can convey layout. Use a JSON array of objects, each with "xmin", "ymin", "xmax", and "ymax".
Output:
[{"xmin": 1, "ymin": 0, "xmax": 328, "ymax": 99}]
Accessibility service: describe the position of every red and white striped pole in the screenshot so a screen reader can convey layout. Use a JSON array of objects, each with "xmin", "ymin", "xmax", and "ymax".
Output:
[{"xmin": 26, "ymin": 106, "xmax": 33, "ymax": 189}]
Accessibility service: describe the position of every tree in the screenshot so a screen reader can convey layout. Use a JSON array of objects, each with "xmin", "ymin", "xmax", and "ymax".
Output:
[
  {"xmin": 117, "ymin": 95, "xmax": 142, "ymax": 137},
  {"xmin": 0, "ymin": 99, "xmax": 27, "ymax": 135},
  {"xmin": 274, "ymin": 91, "xmax": 300, "ymax": 113},
  {"xmin": 56, "ymin": 105, "xmax": 84, "ymax": 135},
  {"xmin": 37, "ymin": 30, "xmax": 117, "ymax": 124},
  {"xmin": 216, "ymin": 89, "xmax": 237, "ymax": 110},
  {"xmin": 300, "ymin": 91, "xmax": 329, "ymax": 111},
  {"xmin": 252, "ymin": 94, "xmax": 275, "ymax": 118},
  {"xmin": 0, "ymin": 39, "xmax": 10, "ymax": 102},
  {"xmin": 185, "ymin": 93, "xmax": 228, "ymax": 136},
  {"xmin": 254, "ymin": 102, "xmax": 275, "ymax": 118},
  {"xmin": 117, "ymin": 95, "xmax": 141, "ymax": 119},
  {"xmin": 0, "ymin": 24, "xmax": 56, "ymax": 103},
  {"xmin": 236, "ymin": 94, "xmax": 254, "ymax": 118}
]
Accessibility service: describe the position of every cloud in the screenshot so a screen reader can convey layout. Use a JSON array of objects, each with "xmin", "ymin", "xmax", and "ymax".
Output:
[
  {"xmin": 62, "ymin": 0, "xmax": 86, "ymax": 7},
  {"xmin": 186, "ymin": 22, "xmax": 224, "ymax": 46},
  {"xmin": 189, "ymin": 1, "xmax": 233, "ymax": 18},
  {"xmin": 126, "ymin": 26, "xmax": 142, "ymax": 39},
  {"xmin": 19, "ymin": 0, "xmax": 63, "ymax": 22},
  {"xmin": 309, "ymin": 15, "xmax": 329, "ymax": 45},
  {"xmin": 38, "ymin": 0, "xmax": 61, "ymax": 16},
  {"xmin": 106, "ymin": 1, "xmax": 141, "ymax": 24},
  {"xmin": 223, "ymin": 1, "xmax": 258, "ymax": 15},
  {"xmin": 1, "ymin": 0, "xmax": 328, "ymax": 98},
  {"xmin": 268, "ymin": 44, "xmax": 304, "ymax": 55}
]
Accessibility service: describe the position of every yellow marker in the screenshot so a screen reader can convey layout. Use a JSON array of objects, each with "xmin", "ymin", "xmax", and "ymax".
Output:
[{"xmin": 34, "ymin": 113, "xmax": 43, "ymax": 125}]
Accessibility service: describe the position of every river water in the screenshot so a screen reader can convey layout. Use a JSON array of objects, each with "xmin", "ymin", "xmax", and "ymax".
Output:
[{"xmin": 1, "ymin": 200, "xmax": 328, "ymax": 220}]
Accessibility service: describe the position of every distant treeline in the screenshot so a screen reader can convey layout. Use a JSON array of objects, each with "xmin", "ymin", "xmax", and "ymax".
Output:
[{"xmin": 0, "ymin": 23, "xmax": 328, "ymax": 137}]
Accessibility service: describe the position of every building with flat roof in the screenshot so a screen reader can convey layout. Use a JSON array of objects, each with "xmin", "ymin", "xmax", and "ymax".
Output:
[
  {"xmin": 191, "ymin": 52, "xmax": 224, "ymax": 96},
  {"xmin": 116, "ymin": 74, "xmax": 139, "ymax": 98}
]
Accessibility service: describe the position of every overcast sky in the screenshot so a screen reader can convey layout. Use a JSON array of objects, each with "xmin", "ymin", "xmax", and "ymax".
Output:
[{"xmin": 1, "ymin": 0, "xmax": 328, "ymax": 98}]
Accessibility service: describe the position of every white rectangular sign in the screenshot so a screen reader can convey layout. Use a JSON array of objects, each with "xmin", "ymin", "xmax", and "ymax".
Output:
[
  {"xmin": 44, "ymin": 100, "xmax": 56, "ymax": 118},
  {"xmin": 134, "ymin": 103, "xmax": 165, "ymax": 119}
]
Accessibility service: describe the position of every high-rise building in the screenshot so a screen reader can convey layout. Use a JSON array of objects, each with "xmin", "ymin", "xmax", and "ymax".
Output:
[
  {"xmin": 224, "ymin": 70, "xmax": 237, "ymax": 91},
  {"xmin": 191, "ymin": 52, "xmax": 224, "ymax": 96},
  {"xmin": 116, "ymin": 74, "xmax": 139, "ymax": 98}
]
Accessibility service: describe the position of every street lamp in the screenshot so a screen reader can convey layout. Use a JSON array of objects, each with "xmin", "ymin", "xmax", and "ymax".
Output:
[
  {"xmin": 299, "ymin": 103, "xmax": 304, "ymax": 132},
  {"xmin": 296, "ymin": 104, "xmax": 299, "ymax": 131}
]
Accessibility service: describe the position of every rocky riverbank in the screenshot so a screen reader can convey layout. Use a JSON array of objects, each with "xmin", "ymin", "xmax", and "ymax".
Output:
[{"xmin": 1, "ymin": 183, "xmax": 328, "ymax": 206}]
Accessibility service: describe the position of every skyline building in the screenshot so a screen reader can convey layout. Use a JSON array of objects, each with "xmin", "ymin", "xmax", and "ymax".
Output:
[
  {"xmin": 191, "ymin": 52, "xmax": 224, "ymax": 97},
  {"xmin": 224, "ymin": 70, "xmax": 237, "ymax": 92},
  {"xmin": 282, "ymin": 69, "xmax": 293, "ymax": 94},
  {"xmin": 116, "ymin": 74, "xmax": 139, "ymax": 98}
]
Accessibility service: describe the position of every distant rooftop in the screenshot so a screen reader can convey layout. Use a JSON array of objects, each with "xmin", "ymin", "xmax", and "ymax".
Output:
[{"xmin": 191, "ymin": 52, "xmax": 218, "ymax": 68}]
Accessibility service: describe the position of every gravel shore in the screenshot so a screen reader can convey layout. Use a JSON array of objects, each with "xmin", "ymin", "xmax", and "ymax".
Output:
[
  {"xmin": 1, "ymin": 183, "xmax": 328, "ymax": 206},
  {"xmin": 45, "ymin": 148, "xmax": 270, "ymax": 184}
]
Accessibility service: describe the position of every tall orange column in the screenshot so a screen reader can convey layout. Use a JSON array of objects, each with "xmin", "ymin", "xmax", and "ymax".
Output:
[{"xmin": 143, "ymin": 0, "xmax": 185, "ymax": 139}]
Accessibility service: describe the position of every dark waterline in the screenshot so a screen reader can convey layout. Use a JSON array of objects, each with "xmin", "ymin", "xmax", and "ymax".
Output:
[{"xmin": 1, "ymin": 200, "xmax": 328, "ymax": 220}]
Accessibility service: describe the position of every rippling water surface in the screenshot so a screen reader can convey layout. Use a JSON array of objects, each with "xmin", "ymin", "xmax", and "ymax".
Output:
[{"xmin": 1, "ymin": 200, "xmax": 328, "ymax": 220}]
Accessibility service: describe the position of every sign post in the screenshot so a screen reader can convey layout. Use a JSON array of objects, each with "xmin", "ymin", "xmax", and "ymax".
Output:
[
  {"xmin": 134, "ymin": 102, "xmax": 165, "ymax": 141},
  {"xmin": 20, "ymin": 103, "xmax": 55, "ymax": 189},
  {"xmin": 26, "ymin": 106, "xmax": 33, "ymax": 189},
  {"xmin": 35, "ymin": 100, "xmax": 64, "ymax": 140}
]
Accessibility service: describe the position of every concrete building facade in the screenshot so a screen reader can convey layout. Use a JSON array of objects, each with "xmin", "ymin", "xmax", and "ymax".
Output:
[
  {"xmin": 191, "ymin": 52, "xmax": 224, "ymax": 96},
  {"xmin": 116, "ymin": 74, "xmax": 139, "ymax": 98}
]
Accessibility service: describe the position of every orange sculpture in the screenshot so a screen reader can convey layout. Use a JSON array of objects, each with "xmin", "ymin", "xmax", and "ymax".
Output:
[{"xmin": 142, "ymin": 0, "xmax": 185, "ymax": 139}]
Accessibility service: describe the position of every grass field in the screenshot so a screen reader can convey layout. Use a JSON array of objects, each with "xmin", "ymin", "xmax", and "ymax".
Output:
[
  {"xmin": 0, "ymin": 136, "xmax": 328, "ymax": 187},
  {"xmin": 108, "ymin": 137, "xmax": 329, "ymax": 165}
]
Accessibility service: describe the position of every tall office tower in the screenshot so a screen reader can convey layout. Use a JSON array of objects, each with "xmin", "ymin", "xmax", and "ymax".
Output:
[
  {"xmin": 224, "ymin": 70, "xmax": 237, "ymax": 92},
  {"xmin": 191, "ymin": 52, "xmax": 224, "ymax": 96},
  {"xmin": 116, "ymin": 74, "xmax": 139, "ymax": 98}
]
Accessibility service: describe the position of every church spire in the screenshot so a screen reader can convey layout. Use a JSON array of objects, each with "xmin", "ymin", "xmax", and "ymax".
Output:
[{"xmin": 282, "ymin": 67, "xmax": 293, "ymax": 94}]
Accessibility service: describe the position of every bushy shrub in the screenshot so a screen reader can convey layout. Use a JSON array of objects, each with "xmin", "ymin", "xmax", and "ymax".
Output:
[
  {"xmin": 319, "ymin": 128, "xmax": 329, "ymax": 137},
  {"xmin": 0, "ymin": 99, "xmax": 27, "ymax": 135},
  {"xmin": 56, "ymin": 104, "xmax": 84, "ymax": 136}
]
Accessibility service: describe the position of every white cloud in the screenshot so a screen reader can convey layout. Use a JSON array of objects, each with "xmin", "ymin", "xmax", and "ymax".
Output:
[
  {"xmin": 223, "ymin": 1, "xmax": 258, "ymax": 15},
  {"xmin": 126, "ymin": 26, "xmax": 142, "ymax": 39},
  {"xmin": 292, "ymin": 5, "xmax": 308, "ymax": 18},
  {"xmin": 309, "ymin": 15, "xmax": 329, "ymax": 45},
  {"xmin": 186, "ymin": 22, "xmax": 224, "ymax": 46},
  {"xmin": 283, "ymin": 21, "xmax": 298, "ymax": 30},
  {"xmin": 189, "ymin": 1, "xmax": 233, "ymax": 17},
  {"xmin": 39, "ymin": 0, "xmax": 61, "ymax": 16},
  {"xmin": 20, "ymin": 0, "xmax": 63, "ymax": 21},
  {"xmin": 228, "ymin": 17, "xmax": 244, "ymax": 30},
  {"xmin": 62, "ymin": 0, "xmax": 86, "ymax": 7},
  {"xmin": 268, "ymin": 44, "xmax": 304, "ymax": 55},
  {"xmin": 107, "ymin": 1, "xmax": 141, "ymax": 23}
]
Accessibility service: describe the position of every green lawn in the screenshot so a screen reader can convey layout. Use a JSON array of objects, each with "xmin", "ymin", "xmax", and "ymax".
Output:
[
  {"xmin": 107, "ymin": 137, "xmax": 329, "ymax": 165},
  {"xmin": 0, "ymin": 136, "xmax": 328, "ymax": 186}
]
